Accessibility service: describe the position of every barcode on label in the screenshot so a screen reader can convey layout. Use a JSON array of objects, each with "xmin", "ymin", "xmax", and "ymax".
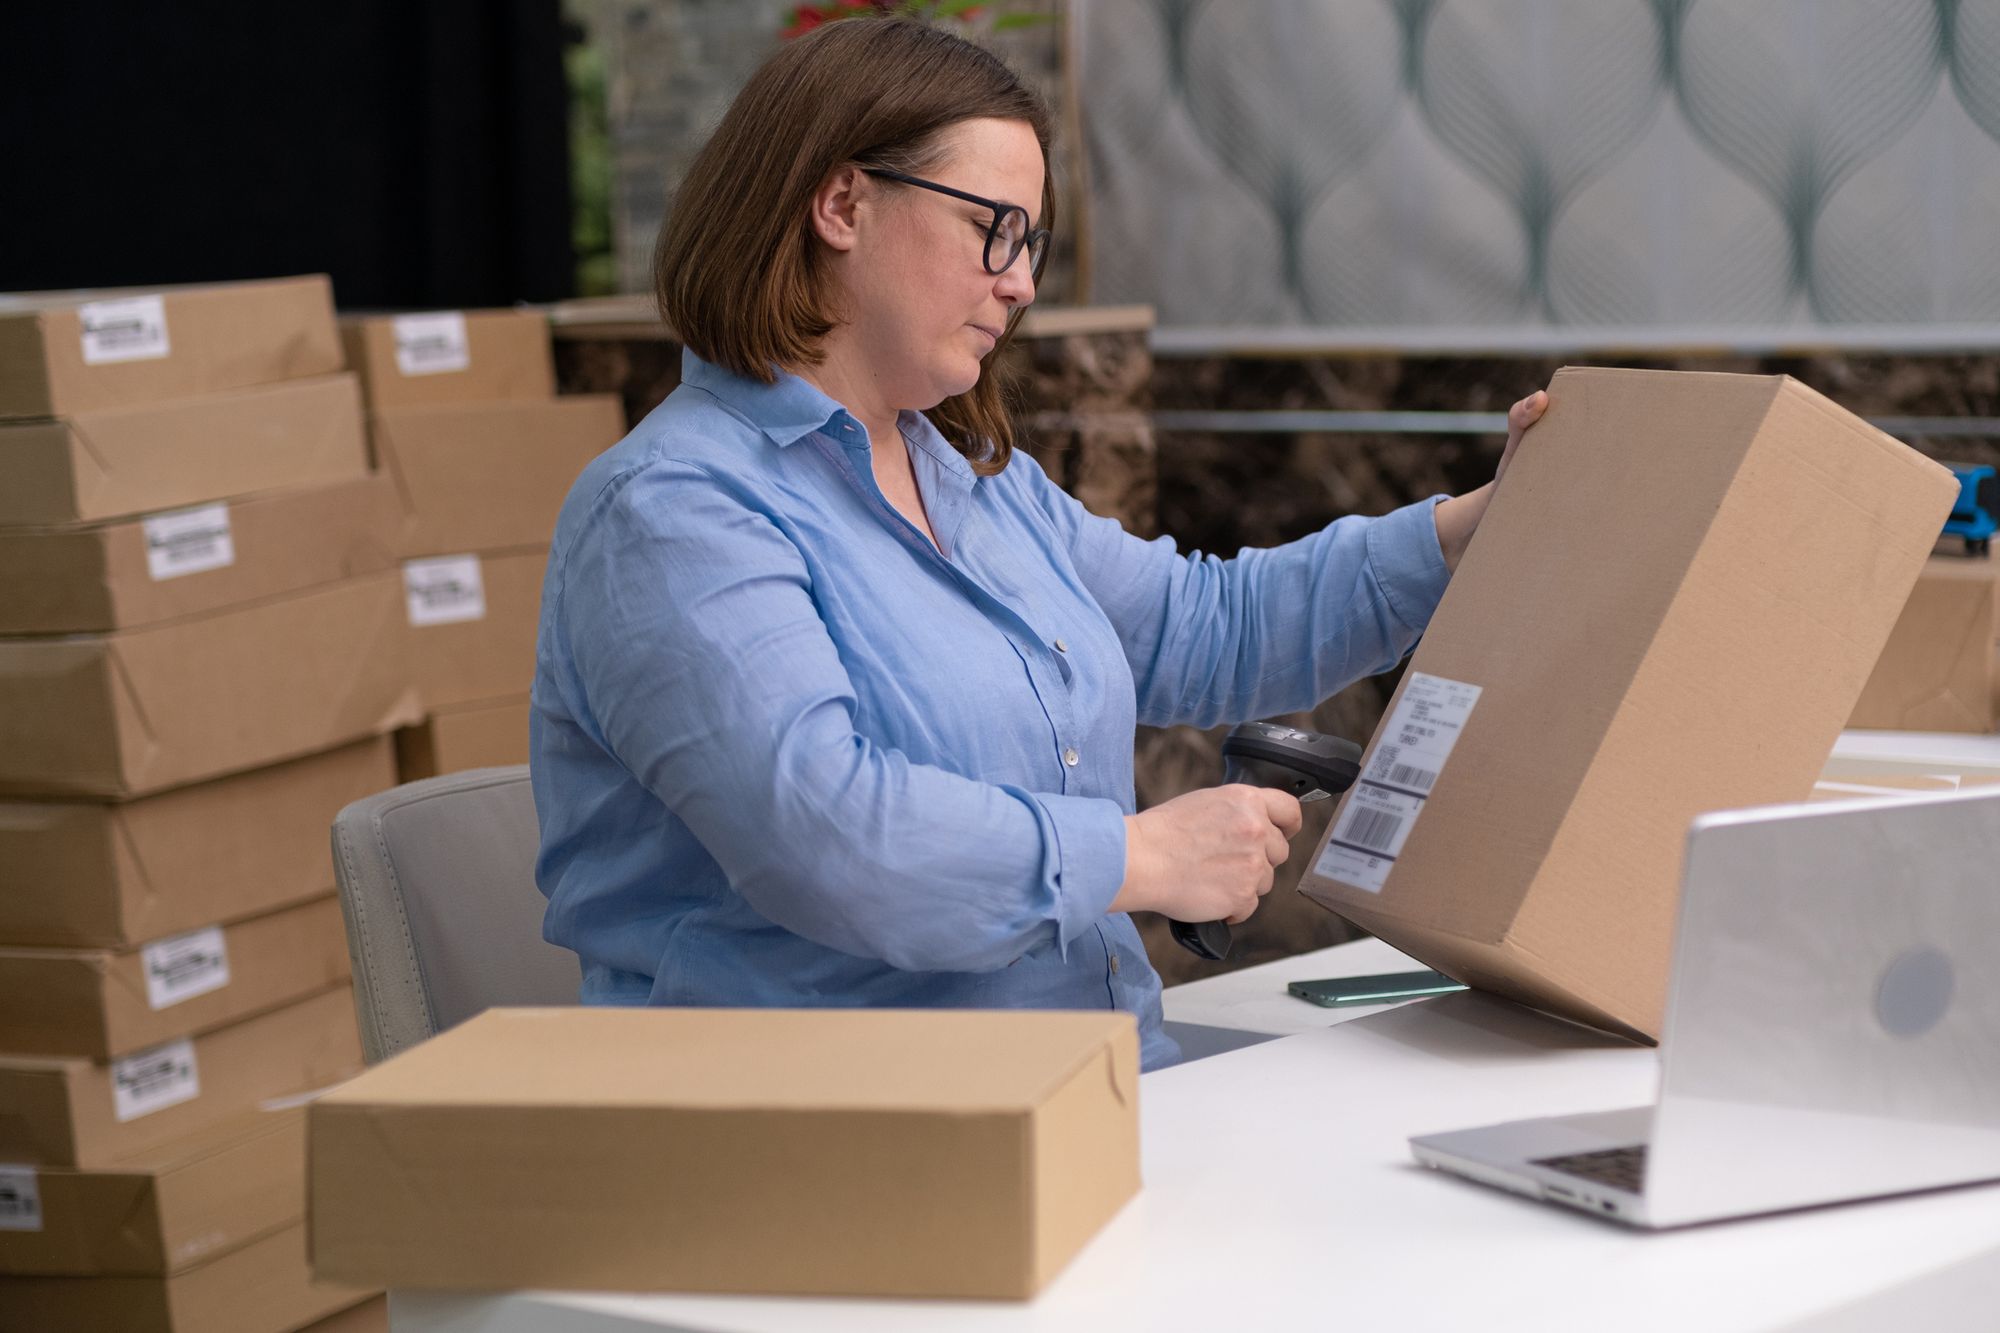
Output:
[
  {"xmin": 79, "ymin": 295, "xmax": 171, "ymax": 364},
  {"xmin": 1343, "ymin": 806, "xmax": 1406, "ymax": 853},
  {"xmin": 142, "ymin": 926, "xmax": 231, "ymax": 1010},
  {"xmin": 143, "ymin": 504, "xmax": 234, "ymax": 580},
  {"xmin": 112, "ymin": 1039, "xmax": 200, "ymax": 1122},
  {"xmin": 393, "ymin": 311, "xmax": 472, "ymax": 376},
  {"xmin": 0, "ymin": 1166, "xmax": 40, "ymax": 1232},
  {"xmin": 403, "ymin": 555, "xmax": 487, "ymax": 626},
  {"xmin": 1384, "ymin": 762, "xmax": 1439, "ymax": 792},
  {"xmin": 1316, "ymin": 672, "xmax": 1482, "ymax": 895}
]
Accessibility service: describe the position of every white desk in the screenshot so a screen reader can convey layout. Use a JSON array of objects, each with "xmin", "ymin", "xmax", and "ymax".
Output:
[
  {"xmin": 1161, "ymin": 934, "xmax": 1428, "ymax": 1038},
  {"xmin": 390, "ymin": 990, "xmax": 2000, "ymax": 1332}
]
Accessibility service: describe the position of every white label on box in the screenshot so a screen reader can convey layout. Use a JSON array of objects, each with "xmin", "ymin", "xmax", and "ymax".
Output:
[
  {"xmin": 1316, "ymin": 672, "xmax": 1482, "ymax": 894},
  {"xmin": 0, "ymin": 1166, "xmax": 40, "ymax": 1233},
  {"xmin": 142, "ymin": 926, "xmax": 231, "ymax": 1010},
  {"xmin": 111, "ymin": 1038, "xmax": 200, "ymax": 1122},
  {"xmin": 403, "ymin": 555, "xmax": 487, "ymax": 626},
  {"xmin": 78, "ymin": 295, "xmax": 171, "ymax": 364},
  {"xmin": 393, "ymin": 311, "xmax": 472, "ymax": 376},
  {"xmin": 142, "ymin": 503, "xmax": 235, "ymax": 580}
]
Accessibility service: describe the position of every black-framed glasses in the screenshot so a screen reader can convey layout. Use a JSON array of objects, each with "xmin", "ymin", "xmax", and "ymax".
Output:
[{"xmin": 861, "ymin": 167, "xmax": 1050, "ymax": 279}]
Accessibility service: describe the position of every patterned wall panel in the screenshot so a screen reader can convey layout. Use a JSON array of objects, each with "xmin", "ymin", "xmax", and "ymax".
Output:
[{"xmin": 1079, "ymin": 0, "xmax": 2000, "ymax": 327}]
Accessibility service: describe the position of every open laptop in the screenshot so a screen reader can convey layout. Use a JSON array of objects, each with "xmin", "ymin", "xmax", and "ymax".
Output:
[{"xmin": 1410, "ymin": 786, "xmax": 2000, "ymax": 1228}]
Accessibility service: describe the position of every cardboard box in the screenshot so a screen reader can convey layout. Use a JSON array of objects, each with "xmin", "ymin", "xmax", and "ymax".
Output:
[
  {"xmin": 1300, "ymin": 368, "xmax": 1956, "ymax": 1042},
  {"xmin": 0, "ymin": 473, "xmax": 399, "ymax": 635},
  {"xmin": 1848, "ymin": 555, "xmax": 1999, "ymax": 733},
  {"xmin": 0, "ymin": 737, "xmax": 395, "ymax": 949},
  {"xmin": 403, "ymin": 548, "xmax": 544, "ymax": 710},
  {"xmin": 0, "ymin": 896, "xmax": 350, "ymax": 1060},
  {"xmin": 0, "ymin": 373, "xmax": 368, "ymax": 528},
  {"xmin": 0, "ymin": 571, "xmax": 420, "ymax": 798},
  {"xmin": 0, "ymin": 1221, "xmax": 368, "ymax": 1333},
  {"xmin": 397, "ymin": 695, "xmax": 531, "ymax": 781},
  {"xmin": 0, "ymin": 275, "xmax": 342, "ymax": 419},
  {"xmin": 340, "ymin": 309, "xmax": 555, "ymax": 408},
  {"xmin": 0, "ymin": 985, "xmax": 361, "ymax": 1168},
  {"xmin": 371, "ymin": 395, "xmax": 623, "ymax": 557},
  {"xmin": 310, "ymin": 1007, "xmax": 1140, "ymax": 1299},
  {"xmin": 0, "ymin": 1108, "xmax": 304, "ymax": 1276}
]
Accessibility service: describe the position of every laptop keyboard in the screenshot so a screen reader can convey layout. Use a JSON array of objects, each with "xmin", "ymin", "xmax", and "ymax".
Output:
[{"xmin": 1531, "ymin": 1144, "xmax": 1648, "ymax": 1193}]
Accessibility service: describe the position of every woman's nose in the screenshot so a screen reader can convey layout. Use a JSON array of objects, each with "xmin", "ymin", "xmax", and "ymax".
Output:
[{"xmin": 995, "ymin": 258, "xmax": 1037, "ymax": 307}]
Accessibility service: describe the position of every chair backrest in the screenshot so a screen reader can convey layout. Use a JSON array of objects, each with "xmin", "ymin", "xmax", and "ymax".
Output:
[{"xmin": 329, "ymin": 764, "xmax": 579, "ymax": 1064}]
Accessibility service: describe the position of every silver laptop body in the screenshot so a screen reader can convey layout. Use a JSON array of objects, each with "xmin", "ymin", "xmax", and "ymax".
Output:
[{"xmin": 1409, "ymin": 787, "xmax": 2000, "ymax": 1228}]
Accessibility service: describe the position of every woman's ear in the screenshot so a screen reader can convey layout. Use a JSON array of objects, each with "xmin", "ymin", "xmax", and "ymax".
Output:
[{"xmin": 809, "ymin": 165, "xmax": 868, "ymax": 255}]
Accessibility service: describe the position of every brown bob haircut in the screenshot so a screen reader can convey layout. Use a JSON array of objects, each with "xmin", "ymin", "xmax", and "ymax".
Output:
[{"xmin": 654, "ymin": 16, "xmax": 1054, "ymax": 476}]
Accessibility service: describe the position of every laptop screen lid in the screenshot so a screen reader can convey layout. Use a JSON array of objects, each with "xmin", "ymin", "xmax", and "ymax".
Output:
[{"xmin": 1643, "ymin": 787, "xmax": 2000, "ymax": 1226}]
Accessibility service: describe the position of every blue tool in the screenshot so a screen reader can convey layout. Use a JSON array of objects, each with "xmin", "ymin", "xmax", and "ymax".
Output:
[{"xmin": 1945, "ymin": 463, "xmax": 1999, "ymax": 556}]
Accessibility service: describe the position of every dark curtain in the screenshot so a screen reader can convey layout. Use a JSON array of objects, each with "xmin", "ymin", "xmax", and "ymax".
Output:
[{"xmin": 0, "ymin": 1, "xmax": 572, "ymax": 308}]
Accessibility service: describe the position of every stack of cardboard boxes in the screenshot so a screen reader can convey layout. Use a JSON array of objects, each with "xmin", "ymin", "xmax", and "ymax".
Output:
[
  {"xmin": 0, "ymin": 278, "xmax": 402, "ymax": 1330},
  {"xmin": 340, "ymin": 309, "xmax": 623, "ymax": 780}
]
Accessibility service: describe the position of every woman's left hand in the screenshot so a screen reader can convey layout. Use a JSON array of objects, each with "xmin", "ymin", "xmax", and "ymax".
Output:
[
  {"xmin": 1433, "ymin": 386, "xmax": 1549, "ymax": 572},
  {"xmin": 1494, "ymin": 389, "xmax": 1547, "ymax": 486}
]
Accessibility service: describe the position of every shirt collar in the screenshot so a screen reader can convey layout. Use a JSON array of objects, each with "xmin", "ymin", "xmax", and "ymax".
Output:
[
  {"xmin": 680, "ymin": 348, "xmax": 983, "ymax": 488},
  {"xmin": 680, "ymin": 347, "xmax": 850, "ymax": 448}
]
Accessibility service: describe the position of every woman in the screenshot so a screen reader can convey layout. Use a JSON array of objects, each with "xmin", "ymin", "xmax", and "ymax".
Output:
[{"xmin": 530, "ymin": 16, "xmax": 1545, "ymax": 1071}]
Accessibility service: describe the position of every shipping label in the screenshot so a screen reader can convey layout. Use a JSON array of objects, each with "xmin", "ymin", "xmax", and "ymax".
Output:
[
  {"xmin": 143, "ymin": 503, "xmax": 235, "ymax": 580},
  {"xmin": 1315, "ymin": 672, "xmax": 1482, "ymax": 894},
  {"xmin": 403, "ymin": 555, "xmax": 487, "ymax": 626},
  {"xmin": 111, "ymin": 1038, "xmax": 201, "ymax": 1122},
  {"xmin": 0, "ymin": 1166, "xmax": 40, "ymax": 1233},
  {"xmin": 142, "ymin": 926, "xmax": 231, "ymax": 1010},
  {"xmin": 392, "ymin": 311, "xmax": 471, "ymax": 376},
  {"xmin": 78, "ymin": 295, "xmax": 171, "ymax": 364}
]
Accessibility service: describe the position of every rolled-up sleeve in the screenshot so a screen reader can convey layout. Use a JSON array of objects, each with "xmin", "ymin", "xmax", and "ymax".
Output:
[
  {"xmin": 1029, "ymin": 463, "xmax": 1451, "ymax": 729},
  {"xmin": 551, "ymin": 460, "xmax": 1127, "ymax": 973}
]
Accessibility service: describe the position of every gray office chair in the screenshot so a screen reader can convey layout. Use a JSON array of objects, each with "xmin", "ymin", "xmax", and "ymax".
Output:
[{"xmin": 329, "ymin": 764, "xmax": 581, "ymax": 1064}]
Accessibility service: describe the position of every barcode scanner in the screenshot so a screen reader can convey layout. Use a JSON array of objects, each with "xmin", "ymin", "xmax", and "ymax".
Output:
[{"xmin": 1167, "ymin": 722, "xmax": 1364, "ymax": 961}]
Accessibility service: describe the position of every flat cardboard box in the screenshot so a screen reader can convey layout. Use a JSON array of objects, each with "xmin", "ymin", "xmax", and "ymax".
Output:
[
  {"xmin": 0, "ymin": 737, "xmax": 395, "ymax": 949},
  {"xmin": 0, "ymin": 373, "xmax": 368, "ymax": 528},
  {"xmin": 310, "ymin": 1007, "xmax": 1140, "ymax": 1299},
  {"xmin": 0, "ymin": 473, "xmax": 400, "ymax": 635},
  {"xmin": 1848, "ymin": 554, "xmax": 1999, "ymax": 733},
  {"xmin": 397, "ymin": 695, "xmax": 531, "ymax": 781},
  {"xmin": 371, "ymin": 395, "xmax": 623, "ymax": 557},
  {"xmin": 404, "ymin": 548, "xmax": 544, "ymax": 710},
  {"xmin": 0, "ymin": 275, "xmax": 342, "ymax": 419},
  {"xmin": 1300, "ymin": 368, "xmax": 1956, "ymax": 1041},
  {"xmin": 0, "ymin": 1220, "xmax": 368, "ymax": 1333},
  {"xmin": 0, "ymin": 896, "xmax": 351, "ymax": 1060},
  {"xmin": 0, "ymin": 1108, "xmax": 304, "ymax": 1276},
  {"xmin": 0, "ymin": 570, "xmax": 420, "ymax": 798},
  {"xmin": 340, "ymin": 309, "xmax": 555, "ymax": 408},
  {"xmin": 0, "ymin": 985, "xmax": 361, "ymax": 1168}
]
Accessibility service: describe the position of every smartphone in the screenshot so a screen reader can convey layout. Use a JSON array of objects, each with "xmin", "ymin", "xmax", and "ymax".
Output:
[{"xmin": 1286, "ymin": 969, "xmax": 1467, "ymax": 1008}]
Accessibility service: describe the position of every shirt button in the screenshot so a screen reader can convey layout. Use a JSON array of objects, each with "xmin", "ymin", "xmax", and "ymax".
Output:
[
  {"xmin": 1063, "ymin": 746, "xmax": 1080, "ymax": 767},
  {"xmin": 1053, "ymin": 638, "xmax": 1069, "ymax": 653}
]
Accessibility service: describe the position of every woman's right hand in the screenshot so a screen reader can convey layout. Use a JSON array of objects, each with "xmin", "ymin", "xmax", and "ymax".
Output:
[{"xmin": 1111, "ymin": 785, "xmax": 1304, "ymax": 925}]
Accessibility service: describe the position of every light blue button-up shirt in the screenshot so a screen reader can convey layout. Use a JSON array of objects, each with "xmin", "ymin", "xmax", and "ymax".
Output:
[{"xmin": 530, "ymin": 349, "xmax": 1451, "ymax": 1070}]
